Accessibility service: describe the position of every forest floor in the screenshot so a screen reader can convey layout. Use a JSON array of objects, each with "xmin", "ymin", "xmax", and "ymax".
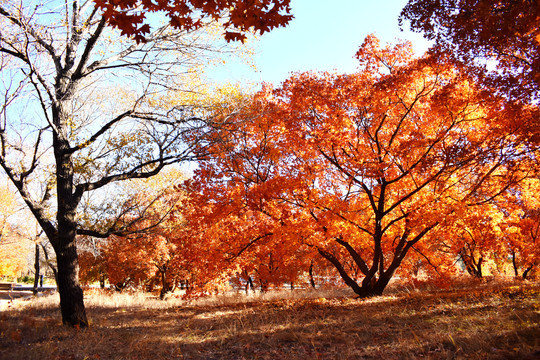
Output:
[{"xmin": 0, "ymin": 279, "xmax": 538, "ymax": 360}]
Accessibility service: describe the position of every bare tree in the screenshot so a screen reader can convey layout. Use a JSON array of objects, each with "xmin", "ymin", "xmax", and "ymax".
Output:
[{"xmin": 0, "ymin": 0, "xmax": 237, "ymax": 327}]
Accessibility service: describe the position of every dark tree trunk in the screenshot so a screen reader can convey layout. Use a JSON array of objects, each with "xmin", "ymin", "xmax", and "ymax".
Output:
[
  {"xmin": 523, "ymin": 265, "xmax": 533, "ymax": 279},
  {"xmin": 318, "ymin": 224, "xmax": 435, "ymax": 298},
  {"xmin": 477, "ymin": 257, "xmax": 483, "ymax": 278},
  {"xmin": 259, "ymin": 278, "xmax": 268, "ymax": 293},
  {"xmin": 373, "ymin": 274, "xmax": 392, "ymax": 295},
  {"xmin": 33, "ymin": 244, "xmax": 40, "ymax": 295},
  {"xmin": 159, "ymin": 267, "xmax": 172, "ymax": 300},
  {"xmin": 55, "ymin": 241, "xmax": 88, "ymax": 327},
  {"xmin": 461, "ymin": 252, "xmax": 483, "ymax": 278},
  {"xmin": 242, "ymin": 270, "xmax": 254, "ymax": 294},
  {"xmin": 309, "ymin": 261, "xmax": 316, "ymax": 289},
  {"xmin": 512, "ymin": 251, "xmax": 519, "ymax": 277},
  {"xmin": 244, "ymin": 277, "xmax": 250, "ymax": 294}
]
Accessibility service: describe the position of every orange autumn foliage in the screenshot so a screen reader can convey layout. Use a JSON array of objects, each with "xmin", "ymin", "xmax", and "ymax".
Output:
[
  {"xmin": 94, "ymin": 0, "xmax": 293, "ymax": 42},
  {"xmin": 497, "ymin": 177, "xmax": 540, "ymax": 279},
  {"xmin": 401, "ymin": 0, "xmax": 540, "ymax": 149},
  {"xmin": 0, "ymin": 186, "xmax": 30, "ymax": 279},
  {"xmin": 79, "ymin": 186, "xmax": 188, "ymax": 296},
  {"xmin": 0, "ymin": 225, "xmax": 29, "ymax": 279},
  {"xmin": 185, "ymin": 35, "xmax": 533, "ymax": 297},
  {"xmin": 401, "ymin": 0, "xmax": 540, "ymax": 102}
]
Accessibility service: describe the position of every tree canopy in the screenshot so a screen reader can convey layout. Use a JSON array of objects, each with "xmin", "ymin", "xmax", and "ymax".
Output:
[
  {"xmin": 94, "ymin": 0, "xmax": 293, "ymax": 42},
  {"xmin": 401, "ymin": 0, "xmax": 540, "ymax": 102},
  {"xmin": 178, "ymin": 35, "xmax": 536, "ymax": 297}
]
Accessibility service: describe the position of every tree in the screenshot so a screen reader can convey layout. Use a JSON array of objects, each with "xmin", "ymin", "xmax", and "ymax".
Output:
[
  {"xmin": 0, "ymin": 184, "xmax": 32, "ymax": 280},
  {"xmin": 94, "ymin": 0, "xmax": 293, "ymax": 43},
  {"xmin": 400, "ymin": 0, "xmax": 540, "ymax": 103},
  {"xmin": 0, "ymin": 0, "xmax": 277, "ymax": 327},
  {"xmin": 93, "ymin": 183, "xmax": 185, "ymax": 298},
  {"xmin": 0, "ymin": 183, "xmax": 16, "ymax": 244},
  {"xmin": 191, "ymin": 36, "xmax": 528, "ymax": 297},
  {"xmin": 77, "ymin": 169, "xmax": 190, "ymax": 296},
  {"xmin": 442, "ymin": 203, "xmax": 505, "ymax": 278},
  {"xmin": 0, "ymin": 225, "xmax": 30, "ymax": 279},
  {"xmin": 78, "ymin": 239, "xmax": 108, "ymax": 288},
  {"xmin": 498, "ymin": 177, "xmax": 540, "ymax": 279}
]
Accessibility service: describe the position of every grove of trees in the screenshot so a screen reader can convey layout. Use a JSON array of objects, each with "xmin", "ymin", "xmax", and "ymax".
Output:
[
  {"xmin": 1, "ymin": 0, "xmax": 538, "ymax": 328},
  {"xmin": 0, "ymin": 0, "xmax": 292, "ymax": 327}
]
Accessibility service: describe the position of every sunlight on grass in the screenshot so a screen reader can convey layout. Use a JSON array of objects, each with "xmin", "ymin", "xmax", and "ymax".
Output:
[{"xmin": 1, "ymin": 280, "xmax": 538, "ymax": 360}]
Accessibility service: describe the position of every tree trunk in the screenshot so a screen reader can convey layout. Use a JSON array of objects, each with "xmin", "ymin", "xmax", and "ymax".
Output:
[
  {"xmin": 55, "ymin": 240, "xmax": 88, "ymax": 327},
  {"xmin": 523, "ymin": 265, "xmax": 533, "ymax": 279},
  {"xmin": 461, "ymin": 252, "xmax": 483, "ymax": 278},
  {"xmin": 318, "ymin": 248, "xmax": 369, "ymax": 297},
  {"xmin": 309, "ymin": 262, "xmax": 316, "ymax": 289},
  {"xmin": 512, "ymin": 251, "xmax": 519, "ymax": 277},
  {"xmin": 33, "ymin": 244, "xmax": 40, "ymax": 295},
  {"xmin": 373, "ymin": 274, "xmax": 392, "ymax": 295},
  {"xmin": 41, "ymin": 243, "xmax": 58, "ymax": 285},
  {"xmin": 159, "ymin": 267, "xmax": 171, "ymax": 300}
]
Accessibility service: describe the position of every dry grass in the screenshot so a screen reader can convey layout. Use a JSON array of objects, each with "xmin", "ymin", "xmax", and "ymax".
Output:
[{"xmin": 0, "ymin": 280, "xmax": 539, "ymax": 359}]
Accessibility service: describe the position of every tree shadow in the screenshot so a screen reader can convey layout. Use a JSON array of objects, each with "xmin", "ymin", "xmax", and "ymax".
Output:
[{"xmin": 0, "ymin": 286, "xmax": 538, "ymax": 360}]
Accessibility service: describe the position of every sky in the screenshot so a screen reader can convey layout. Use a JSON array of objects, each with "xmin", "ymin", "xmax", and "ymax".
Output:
[{"xmin": 208, "ymin": 0, "xmax": 431, "ymax": 85}]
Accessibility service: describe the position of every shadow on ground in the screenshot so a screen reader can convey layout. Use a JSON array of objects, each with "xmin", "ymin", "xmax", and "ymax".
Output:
[{"xmin": 0, "ymin": 283, "xmax": 538, "ymax": 360}]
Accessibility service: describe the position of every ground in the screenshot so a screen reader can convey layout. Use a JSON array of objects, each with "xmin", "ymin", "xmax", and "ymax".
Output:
[{"xmin": 0, "ymin": 280, "xmax": 539, "ymax": 359}]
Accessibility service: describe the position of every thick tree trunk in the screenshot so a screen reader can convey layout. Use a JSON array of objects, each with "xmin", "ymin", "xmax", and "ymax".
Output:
[
  {"xmin": 373, "ymin": 274, "xmax": 391, "ymax": 295},
  {"xmin": 55, "ymin": 240, "xmax": 88, "ymax": 327},
  {"xmin": 51, "ymin": 91, "xmax": 88, "ymax": 327},
  {"xmin": 319, "ymin": 231, "xmax": 420, "ymax": 298},
  {"xmin": 461, "ymin": 252, "xmax": 483, "ymax": 278}
]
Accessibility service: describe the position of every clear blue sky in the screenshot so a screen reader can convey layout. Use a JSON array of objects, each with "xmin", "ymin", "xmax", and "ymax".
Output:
[{"xmin": 209, "ymin": 0, "xmax": 430, "ymax": 85}]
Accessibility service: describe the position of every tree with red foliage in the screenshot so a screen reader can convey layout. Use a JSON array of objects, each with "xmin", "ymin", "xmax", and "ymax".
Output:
[
  {"xmin": 401, "ymin": 0, "xmax": 540, "ymax": 102},
  {"xmin": 94, "ymin": 0, "xmax": 293, "ymax": 42},
  {"xmin": 190, "ymin": 36, "xmax": 529, "ymax": 297},
  {"xmin": 79, "ymin": 177, "xmax": 188, "ymax": 298},
  {"xmin": 497, "ymin": 177, "xmax": 540, "ymax": 279}
]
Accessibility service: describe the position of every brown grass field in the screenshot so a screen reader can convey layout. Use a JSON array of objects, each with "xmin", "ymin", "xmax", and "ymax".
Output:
[{"xmin": 0, "ymin": 279, "xmax": 539, "ymax": 359}]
